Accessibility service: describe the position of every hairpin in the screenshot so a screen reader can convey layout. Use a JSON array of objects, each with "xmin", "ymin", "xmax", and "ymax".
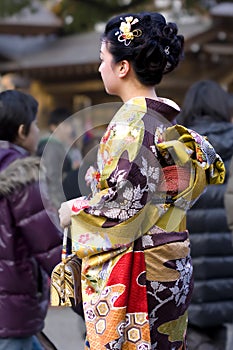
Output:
[
  {"xmin": 115, "ymin": 16, "xmax": 142, "ymax": 46},
  {"xmin": 164, "ymin": 46, "xmax": 170, "ymax": 56}
]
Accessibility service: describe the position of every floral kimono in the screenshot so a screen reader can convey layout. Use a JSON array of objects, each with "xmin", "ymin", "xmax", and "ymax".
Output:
[{"xmin": 68, "ymin": 97, "xmax": 225, "ymax": 349}]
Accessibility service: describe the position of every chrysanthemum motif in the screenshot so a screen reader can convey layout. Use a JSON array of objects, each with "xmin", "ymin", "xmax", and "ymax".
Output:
[
  {"xmin": 115, "ymin": 16, "xmax": 142, "ymax": 46},
  {"xmin": 170, "ymin": 257, "xmax": 193, "ymax": 306},
  {"xmin": 140, "ymin": 156, "xmax": 160, "ymax": 192}
]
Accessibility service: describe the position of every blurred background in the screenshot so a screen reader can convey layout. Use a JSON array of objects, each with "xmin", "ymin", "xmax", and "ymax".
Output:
[
  {"xmin": 0, "ymin": 2, "xmax": 232, "ymax": 349},
  {"xmin": 0, "ymin": 0, "xmax": 232, "ymax": 133}
]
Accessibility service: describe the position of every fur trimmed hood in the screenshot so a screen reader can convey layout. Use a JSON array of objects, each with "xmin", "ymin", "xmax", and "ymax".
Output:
[{"xmin": 0, "ymin": 156, "xmax": 45, "ymax": 197}]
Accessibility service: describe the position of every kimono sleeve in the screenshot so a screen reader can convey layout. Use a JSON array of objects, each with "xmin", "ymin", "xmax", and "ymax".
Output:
[{"xmin": 71, "ymin": 116, "xmax": 162, "ymax": 255}]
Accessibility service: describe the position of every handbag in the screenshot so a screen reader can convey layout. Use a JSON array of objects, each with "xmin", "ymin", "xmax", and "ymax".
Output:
[{"xmin": 50, "ymin": 227, "xmax": 82, "ymax": 308}]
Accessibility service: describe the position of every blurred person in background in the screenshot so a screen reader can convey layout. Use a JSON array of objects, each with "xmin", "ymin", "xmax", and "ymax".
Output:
[
  {"xmin": 0, "ymin": 90, "xmax": 62, "ymax": 350},
  {"xmin": 63, "ymin": 134, "xmax": 100, "ymax": 200},
  {"xmin": 37, "ymin": 107, "xmax": 74, "ymax": 211},
  {"xmin": 224, "ymin": 155, "xmax": 233, "ymax": 239},
  {"xmin": 224, "ymin": 93, "xmax": 233, "ymax": 237},
  {"xmin": 177, "ymin": 80, "xmax": 233, "ymax": 350}
]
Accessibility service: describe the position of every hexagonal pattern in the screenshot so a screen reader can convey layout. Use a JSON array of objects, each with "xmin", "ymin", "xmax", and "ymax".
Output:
[
  {"xmin": 127, "ymin": 327, "xmax": 141, "ymax": 343},
  {"xmin": 96, "ymin": 300, "xmax": 110, "ymax": 317},
  {"xmin": 95, "ymin": 319, "xmax": 106, "ymax": 334},
  {"xmin": 134, "ymin": 313, "xmax": 147, "ymax": 326}
]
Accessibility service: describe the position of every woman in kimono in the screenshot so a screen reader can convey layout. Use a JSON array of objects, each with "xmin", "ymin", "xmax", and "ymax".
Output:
[{"xmin": 57, "ymin": 12, "xmax": 225, "ymax": 349}]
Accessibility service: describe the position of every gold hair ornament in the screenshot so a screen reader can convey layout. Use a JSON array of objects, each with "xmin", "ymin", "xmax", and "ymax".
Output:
[{"xmin": 115, "ymin": 16, "xmax": 142, "ymax": 46}]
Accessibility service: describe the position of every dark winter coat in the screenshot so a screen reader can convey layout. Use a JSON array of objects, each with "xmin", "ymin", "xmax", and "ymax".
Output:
[
  {"xmin": 186, "ymin": 118, "xmax": 233, "ymax": 328},
  {"xmin": 0, "ymin": 141, "xmax": 62, "ymax": 338},
  {"xmin": 224, "ymin": 156, "xmax": 233, "ymax": 235}
]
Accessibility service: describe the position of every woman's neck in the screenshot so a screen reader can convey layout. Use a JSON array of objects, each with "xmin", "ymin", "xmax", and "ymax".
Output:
[{"xmin": 119, "ymin": 80, "xmax": 158, "ymax": 103}]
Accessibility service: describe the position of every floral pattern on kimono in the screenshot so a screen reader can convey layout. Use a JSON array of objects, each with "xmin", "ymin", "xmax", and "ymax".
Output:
[{"xmin": 69, "ymin": 97, "xmax": 225, "ymax": 350}]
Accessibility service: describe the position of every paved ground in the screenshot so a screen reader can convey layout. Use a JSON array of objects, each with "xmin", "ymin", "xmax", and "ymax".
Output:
[{"xmin": 44, "ymin": 307, "xmax": 86, "ymax": 350}]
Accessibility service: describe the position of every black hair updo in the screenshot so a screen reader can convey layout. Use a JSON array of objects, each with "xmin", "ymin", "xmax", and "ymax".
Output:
[{"xmin": 102, "ymin": 12, "xmax": 184, "ymax": 86}]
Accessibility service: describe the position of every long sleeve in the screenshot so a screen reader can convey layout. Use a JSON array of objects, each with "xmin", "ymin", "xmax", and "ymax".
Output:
[
  {"xmin": 71, "ymin": 111, "xmax": 157, "ymax": 254},
  {"xmin": 12, "ymin": 181, "xmax": 62, "ymax": 275}
]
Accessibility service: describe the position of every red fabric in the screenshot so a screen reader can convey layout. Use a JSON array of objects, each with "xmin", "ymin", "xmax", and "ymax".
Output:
[{"xmin": 107, "ymin": 251, "xmax": 148, "ymax": 313}]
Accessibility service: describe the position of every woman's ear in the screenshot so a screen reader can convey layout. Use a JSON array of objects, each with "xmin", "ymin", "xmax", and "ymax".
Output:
[
  {"xmin": 17, "ymin": 124, "xmax": 27, "ymax": 141},
  {"xmin": 118, "ymin": 60, "xmax": 130, "ymax": 78}
]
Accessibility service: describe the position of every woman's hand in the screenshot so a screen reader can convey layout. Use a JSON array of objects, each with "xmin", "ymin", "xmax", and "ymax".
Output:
[
  {"xmin": 58, "ymin": 197, "xmax": 89, "ymax": 228},
  {"xmin": 59, "ymin": 201, "xmax": 72, "ymax": 228}
]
